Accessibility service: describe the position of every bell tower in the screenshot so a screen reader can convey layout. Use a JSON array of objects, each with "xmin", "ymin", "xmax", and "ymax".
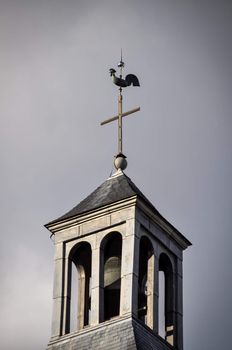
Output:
[{"xmin": 45, "ymin": 58, "xmax": 191, "ymax": 350}]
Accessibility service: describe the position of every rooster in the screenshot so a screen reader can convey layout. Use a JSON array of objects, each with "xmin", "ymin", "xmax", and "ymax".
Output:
[{"xmin": 109, "ymin": 68, "xmax": 140, "ymax": 88}]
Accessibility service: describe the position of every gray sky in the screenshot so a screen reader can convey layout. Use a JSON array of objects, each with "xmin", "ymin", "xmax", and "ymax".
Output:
[{"xmin": 1, "ymin": 1, "xmax": 231, "ymax": 349}]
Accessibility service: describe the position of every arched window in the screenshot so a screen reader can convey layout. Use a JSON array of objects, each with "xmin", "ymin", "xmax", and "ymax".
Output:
[
  {"xmin": 138, "ymin": 236, "xmax": 154, "ymax": 328},
  {"xmin": 69, "ymin": 242, "xmax": 92, "ymax": 332},
  {"xmin": 159, "ymin": 253, "xmax": 174, "ymax": 345},
  {"xmin": 100, "ymin": 232, "xmax": 122, "ymax": 321}
]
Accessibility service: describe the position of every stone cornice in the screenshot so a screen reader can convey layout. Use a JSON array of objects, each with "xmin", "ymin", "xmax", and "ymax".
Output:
[{"xmin": 45, "ymin": 196, "xmax": 137, "ymax": 234}]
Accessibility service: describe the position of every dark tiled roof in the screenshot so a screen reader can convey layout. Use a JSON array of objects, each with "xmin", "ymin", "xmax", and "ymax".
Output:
[
  {"xmin": 45, "ymin": 172, "xmax": 192, "ymax": 248},
  {"xmin": 46, "ymin": 172, "xmax": 159, "ymax": 226}
]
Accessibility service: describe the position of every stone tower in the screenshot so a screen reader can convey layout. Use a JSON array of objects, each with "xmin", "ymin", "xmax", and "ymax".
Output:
[
  {"xmin": 45, "ymin": 58, "xmax": 191, "ymax": 349},
  {"xmin": 45, "ymin": 170, "xmax": 191, "ymax": 350}
]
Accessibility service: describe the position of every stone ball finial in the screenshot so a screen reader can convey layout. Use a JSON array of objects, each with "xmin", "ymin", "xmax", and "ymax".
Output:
[{"xmin": 114, "ymin": 153, "xmax": 127, "ymax": 171}]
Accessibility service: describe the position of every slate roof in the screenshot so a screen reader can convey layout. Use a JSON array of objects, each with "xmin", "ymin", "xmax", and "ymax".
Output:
[
  {"xmin": 45, "ymin": 172, "xmax": 192, "ymax": 248},
  {"xmin": 46, "ymin": 172, "xmax": 159, "ymax": 226}
]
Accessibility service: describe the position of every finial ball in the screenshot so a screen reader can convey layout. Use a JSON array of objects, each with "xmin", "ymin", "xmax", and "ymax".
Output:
[
  {"xmin": 114, "ymin": 153, "xmax": 127, "ymax": 171},
  {"xmin": 118, "ymin": 60, "xmax": 125, "ymax": 68}
]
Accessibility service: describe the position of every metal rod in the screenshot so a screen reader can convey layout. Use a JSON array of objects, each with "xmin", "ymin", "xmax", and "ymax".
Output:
[
  {"xmin": 118, "ymin": 89, "xmax": 123, "ymax": 153},
  {"xmin": 118, "ymin": 106, "xmax": 140, "ymax": 118},
  {"xmin": 100, "ymin": 107, "xmax": 140, "ymax": 125}
]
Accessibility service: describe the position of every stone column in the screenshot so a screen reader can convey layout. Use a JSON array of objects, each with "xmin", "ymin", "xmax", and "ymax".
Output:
[
  {"xmin": 90, "ymin": 245, "xmax": 101, "ymax": 326},
  {"xmin": 153, "ymin": 253, "xmax": 159, "ymax": 332},
  {"xmin": 77, "ymin": 267, "xmax": 85, "ymax": 330},
  {"xmin": 62, "ymin": 256, "xmax": 71, "ymax": 335},
  {"xmin": 175, "ymin": 256, "xmax": 183, "ymax": 350},
  {"xmin": 165, "ymin": 261, "xmax": 175, "ymax": 347},
  {"xmin": 146, "ymin": 253, "xmax": 155, "ymax": 329},
  {"xmin": 120, "ymin": 219, "xmax": 139, "ymax": 317},
  {"xmin": 51, "ymin": 242, "xmax": 64, "ymax": 338}
]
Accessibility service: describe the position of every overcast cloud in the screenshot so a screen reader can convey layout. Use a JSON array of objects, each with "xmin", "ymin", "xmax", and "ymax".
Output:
[{"xmin": 1, "ymin": 1, "xmax": 232, "ymax": 349}]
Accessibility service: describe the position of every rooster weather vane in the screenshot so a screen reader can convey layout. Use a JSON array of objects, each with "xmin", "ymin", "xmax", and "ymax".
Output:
[{"xmin": 101, "ymin": 52, "xmax": 140, "ymax": 171}]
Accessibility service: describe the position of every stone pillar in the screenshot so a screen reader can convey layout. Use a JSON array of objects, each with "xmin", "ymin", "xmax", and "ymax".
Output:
[
  {"xmin": 77, "ymin": 268, "xmax": 85, "ymax": 330},
  {"xmin": 153, "ymin": 254, "xmax": 159, "ymax": 333},
  {"xmin": 120, "ymin": 218, "xmax": 138, "ymax": 317},
  {"xmin": 165, "ymin": 262, "xmax": 175, "ymax": 346},
  {"xmin": 51, "ymin": 242, "xmax": 64, "ymax": 338},
  {"xmin": 62, "ymin": 257, "xmax": 71, "ymax": 335},
  {"xmin": 146, "ymin": 253, "xmax": 155, "ymax": 329},
  {"xmin": 90, "ymin": 245, "xmax": 101, "ymax": 326},
  {"xmin": 175, "ymin": 257, "xmax": 183, "ymax": 350},
  {"xmin": 132, "ymin": 234, "xmax": 140, "ymax": 317}
]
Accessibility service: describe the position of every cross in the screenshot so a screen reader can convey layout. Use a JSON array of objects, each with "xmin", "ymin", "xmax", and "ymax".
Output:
[{"xmin": 100, "ymin": 89, "xmax": 140, "ymax": 154}]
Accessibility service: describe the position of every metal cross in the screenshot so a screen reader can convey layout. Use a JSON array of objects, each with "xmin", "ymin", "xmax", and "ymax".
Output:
[{"xmin": 101, "ymin": 88, "xmax": 140, "ymax": 154}]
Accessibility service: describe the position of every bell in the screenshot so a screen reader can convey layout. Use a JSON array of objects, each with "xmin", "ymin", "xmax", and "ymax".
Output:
[{"xmin": 104, "ymin": 256, "xmax": 121, "ymax": 288}]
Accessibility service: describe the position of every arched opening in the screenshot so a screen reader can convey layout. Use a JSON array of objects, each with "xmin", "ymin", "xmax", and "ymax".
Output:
[
  {"xmin": 101, "ymin": 232, "xmax": 122, "ymax": 321},
  {"xmin": 159, "ymin": 253, "xmax": 174, "ymax": 345},
  {"xmin": 69, "ymin": 242, "xmax": 92, "ymax": 332},
  {"xmin": 138, "ymin": 236, "xmax": 154, "ymax": 328}
]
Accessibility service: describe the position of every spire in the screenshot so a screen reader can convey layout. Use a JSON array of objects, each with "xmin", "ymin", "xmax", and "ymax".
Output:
[{"xmin": 101, "ymin": 53, "xmax": 140, "ymax": 171}]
